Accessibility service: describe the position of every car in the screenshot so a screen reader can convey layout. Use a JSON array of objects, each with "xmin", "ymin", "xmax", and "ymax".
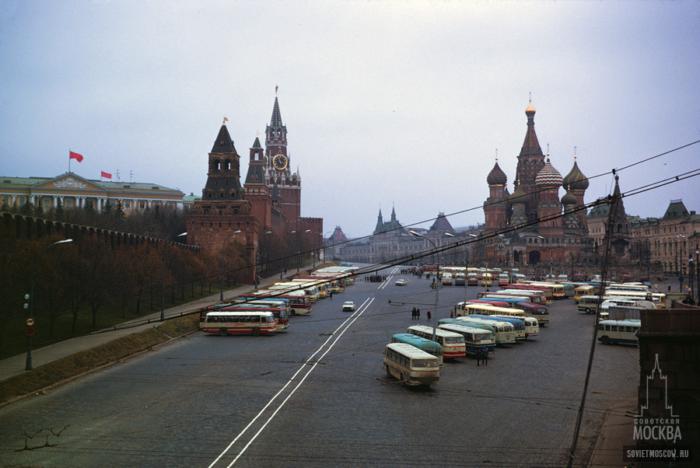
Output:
[
  {"xmin": 395, "ymin": 279, "xmax": 408, "ymax": 286},
  {"xmin": 342, "ymin": 301, "xmax": 355, "ymax": 312}
]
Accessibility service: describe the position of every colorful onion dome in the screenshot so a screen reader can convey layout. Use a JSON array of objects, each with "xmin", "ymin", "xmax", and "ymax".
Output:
[
  {"xmin": 562, "ymin": 161, "xmax": 589, "ymax": 190},
  {"xmin": 561, "ymin": 190, "xmax": 577, "ymax": 205},
  {"xmin": 486, "ymin": 161, "xmax": 508, "ymax": 185},
  {"xmin": 535, "ymin": 158, "xmax": 563, "ymax": 187}
]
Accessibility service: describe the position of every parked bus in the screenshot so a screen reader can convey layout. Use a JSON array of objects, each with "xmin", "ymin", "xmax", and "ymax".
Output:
[
  {"xmin": 524, "ymin": 281, "xmax": 566, "ymax": 299},
  {"xmin": 407, "ymin": 325, "xmax": 466, "ymax": 359},
  {"xmin": 439, "ymin": 318, "xmax": 515, "ymax": 346},
  {"xmin": 291, "ymin": 278, "xmax": 329, "ymax": 298},
  {"xmin": 467, "ymin": 272, "xmax": 479, "ymax": 286},
  {"xmin": 490, "ymin": 289, "xmax": 548, "ymax": 305},
  {"xmin": 270, "ymin": 282, "xmax": 321, "ymax": 302},
  {"xmin": 573, "ymin": 285, "xmax": 596, "ymax": 303},
  {"xmin": 597, "ymin": 319, "xmax": 640, "ymax": 345},
  {"xmin": 577, "ymin": 295, "xmax": 601, "ymax": 314},
  {"xmin": 497, "ymin": 273, "xmax": 510, "ymax": 287},
  {"xmin": 480, "ymin": 272, "xmax": 493, "ymax": 287},
  {"xmin": 460, "ymin": 310, "xmax": 526, "ymax": 342},
  {"xmin": 392, "ymin": 333, "xmax": 443, "ymax": 365},
  {"xmin": 200, "ymin": 311, "xmax": 278, "ymax": 336},
  {"xmin": 437, "ymin": 323, "xmax": 495, "ymax": 356},
  {"xmin": 460, "ymin": 303, "xmax": 538, "ymax": 338},
  {"xmin": 219, "ymin": 304, "xmax": 289, "ymax": 332},
  {"xmin": 383, "ymin": 343, "xmax": 440, "ymax": 386},
  {"xmin": 607, "ymin": 283, "xmax": 649, "ymax": 293},
  {"xmin": 602, "ymin": 290, "xmax": 666, "ymax": 308},
  {"xmin": 478, "ymin": 295, "xmax": 549, "ymax": 326},
  {"xmin": 493, "ymin": 314, "xmax": 539, "ymax": 338},
  {"xmin": 239, "ymin": 289, "xmax": 312, "ymax": 315}
]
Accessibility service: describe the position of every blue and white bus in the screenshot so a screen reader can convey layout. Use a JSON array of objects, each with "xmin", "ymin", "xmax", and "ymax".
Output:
[
  {"xmin": 437, "ymin": 323, "xmax": 495, "ymax": 356},
  {"xmin": 392, "ymin": 333, "xmax": 443, "ymax": 365}
]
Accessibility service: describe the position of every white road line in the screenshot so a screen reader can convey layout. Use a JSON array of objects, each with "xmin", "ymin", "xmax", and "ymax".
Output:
[
  {"xmin": 227, "ymin": 296, "xmax": 376, "ymax": 467},
  {"xmin": 208, "ymin": 296, "xmax": 373, "ymax": 468}
]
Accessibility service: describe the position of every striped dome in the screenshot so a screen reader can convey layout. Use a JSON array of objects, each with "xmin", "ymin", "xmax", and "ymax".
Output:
[
  {"xmin": 563, "ymin": 161, "xmax": 589, "ymax": 190},
  {"xmin": 487, "ymin": 162, "xmax": 507, "ymax": 185},
  {"xmin": 535, "ymin": 158, "xmax": 563, "ymax": 187}
]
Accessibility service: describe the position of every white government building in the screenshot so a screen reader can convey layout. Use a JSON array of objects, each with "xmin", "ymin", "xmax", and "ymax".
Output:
[{"xmin": 0, "ymin": 172, "xmax": 186, "ymax": 213}]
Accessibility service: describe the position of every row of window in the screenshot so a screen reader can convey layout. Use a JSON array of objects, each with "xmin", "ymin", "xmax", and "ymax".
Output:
[{"xmin": 598, "ymin": 324, "xmax": 638, "ymax": 333}]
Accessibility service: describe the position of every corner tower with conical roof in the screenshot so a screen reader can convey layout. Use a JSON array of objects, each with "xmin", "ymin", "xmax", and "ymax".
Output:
[{"xmin": 265, "ymin": 94, "xmax": 301, "ymax": 225}]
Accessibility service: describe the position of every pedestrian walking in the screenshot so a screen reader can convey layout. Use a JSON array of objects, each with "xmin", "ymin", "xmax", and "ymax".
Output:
[
  {"xmin": 417, "ymin": 308, "xmax": 421, "ymax": 320},
  {"xmin": 330, "ymin": 290, "xmax": 334, "ymax": 300},
  {"xmin": 476, "ymin": 351, "xmax": 481, "ymax": 367},
  {"xmin": 482, "ymin": 349, "xmax": 489, "ymax": 366},
  {"xmin": 427, "ymin": 310, "xmax": 432, "ymax": 320}
]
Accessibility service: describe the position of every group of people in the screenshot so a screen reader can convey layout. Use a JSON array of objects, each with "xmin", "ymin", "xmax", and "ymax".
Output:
[
  {"xmin": 410, "ymin": 307, "xmax": 431, "ymax": 320},
  {"xmin": 475, "ymin": 347, "xmax": 489, "ymax": 366}
]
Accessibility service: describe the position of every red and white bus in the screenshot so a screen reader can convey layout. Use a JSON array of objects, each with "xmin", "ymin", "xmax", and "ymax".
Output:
[
  {"xmin": 200, "ymin": 311, "xmax": 278, "ymax": 335},
  {"xmin": 217, "ymin": 305, "xmax": 289, "ymax": 332}
]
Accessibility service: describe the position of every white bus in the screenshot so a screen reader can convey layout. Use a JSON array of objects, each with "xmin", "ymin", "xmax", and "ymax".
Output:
[
  {"xmin": 607, "ymin": 283, "xmax": 649, "ymax": 293},
  {"xmin": 603, "ymin": 289, "xmax": 666, "ymax": 308},
  {"xmin": 383, "ymin": 343, "xmax": 440, "ymax": 386},
  {"xmin": 492, "ymin": 314, "xmax": 539, "ymax": 338},
  {"xmin": 577, "ymin": 295, "xmax": 601, "ymax": 314},
  {"xmin": 597, "ymin": 319, "xmax": 640, "ymax": 345},
  {"xmin": 444, "ymin": 317, "xmax": 516, "ymax": 345},
  {"xmin": 200, "ymin": 311, "xmax": 278, "ymax": 336},
  {"xmin": 407, "ymin": 325, "xmax": 466, "ymax": 359},
  {"xmin": 437, "ymin": 323, "xmax": 495, "ymax": 356}
]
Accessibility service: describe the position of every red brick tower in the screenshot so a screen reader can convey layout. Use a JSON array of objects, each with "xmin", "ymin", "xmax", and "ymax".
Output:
[
  {"xmin": 265, "ymin": 96, "xmax": 301, "ymax": 224},
  {"xmin": 562, "ymin": 156, "xmax": 590, "ymax": 231},
  {"xmin": 186, "ymin": 123, "xmax": 260, "ymax": 283}
]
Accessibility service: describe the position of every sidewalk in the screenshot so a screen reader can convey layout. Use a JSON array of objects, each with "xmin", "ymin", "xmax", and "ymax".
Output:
[
  {"xmin": 587, "ymin": 396, "xmax": 636, "ymax": 467},
  {"xmin": 0, "ymin": 268, "xmax": 308, "ymax": 383}
]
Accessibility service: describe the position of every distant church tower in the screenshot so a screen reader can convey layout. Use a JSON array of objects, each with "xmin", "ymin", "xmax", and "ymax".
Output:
[{"xmin": 265, "ymin": 96, "xmax": 301, "ymax": 225}]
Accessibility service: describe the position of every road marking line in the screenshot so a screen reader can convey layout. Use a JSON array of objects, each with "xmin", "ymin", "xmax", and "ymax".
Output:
[
  {"xmin": 208, "ymin": 296, "xmax": 373, "ymax": 468},
  {"xmin": 227, "ymin": 296, "xmax": 376, "ymax": 467}
]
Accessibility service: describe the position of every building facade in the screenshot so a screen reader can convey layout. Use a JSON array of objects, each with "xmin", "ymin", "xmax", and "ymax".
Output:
[
  {"xmin": 0, "ymin": 173, "xmax": 185, "ymax": 214},
  {"xmin": 628, "ymin": 199, "xmax": 700, "ymax": 276}
]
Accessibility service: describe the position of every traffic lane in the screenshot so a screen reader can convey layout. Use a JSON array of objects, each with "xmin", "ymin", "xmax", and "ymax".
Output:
[
  {"xmin": 235, "ymin": 290, "xmax": 638, "ymax": 466},
  {"xmin": 0, "ymin": 284, "xmax": 375, "ymax": 467}
]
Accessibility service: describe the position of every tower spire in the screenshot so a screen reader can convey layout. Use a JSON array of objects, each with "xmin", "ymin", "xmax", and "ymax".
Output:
[{"xmin": 271, "ymin": 96, "xmax": 283, "ymax": 127}]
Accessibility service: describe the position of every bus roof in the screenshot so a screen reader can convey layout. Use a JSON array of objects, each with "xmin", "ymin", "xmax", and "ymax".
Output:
[
  {"xmin": 392, "ymin": 333, "xmax": 442, "ymax": 352},
  {"xmin": 408, "ymin": 325, "xmax": 463, "ymax": 339},
  {"xmin": 465, "ymin": 303, "xmax": 519, "ymax": 315},
  {"xmin": 438, "ymin": 323, "xmax": 493, "ymax": 336},
  {"xmin": 599, "ymin": 319, "xmax": 641, "ymax": 326},
  {"xmin": 386, "ymin": 342, "xmax": 437, "ymax": 360},
  {"xmin": 206, "ymin": 311, "xmax": 274, "ymax": 317},
  {"xmin": 468, "ymin": 314, "xmax": 524, "ymax": 329},
  {"xmin": 481, "ymin": 295, "xmax": 528, "ymax": 302}
]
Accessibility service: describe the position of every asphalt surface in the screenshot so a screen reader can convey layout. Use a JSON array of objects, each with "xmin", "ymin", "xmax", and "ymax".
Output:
[{"xmin": 0, "ymin": 267, "xmax": 639, "ymax": 467}]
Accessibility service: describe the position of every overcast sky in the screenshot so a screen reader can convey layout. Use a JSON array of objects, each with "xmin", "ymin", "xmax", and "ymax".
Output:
[{"xmin": 1, "ymin": 0, "xmax": 699, "ymax": 237}]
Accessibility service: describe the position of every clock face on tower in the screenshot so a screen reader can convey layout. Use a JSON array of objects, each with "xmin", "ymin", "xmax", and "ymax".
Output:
[{"xmin": 272, "ymin": 153, "xmax": 288, "ymax": 172}]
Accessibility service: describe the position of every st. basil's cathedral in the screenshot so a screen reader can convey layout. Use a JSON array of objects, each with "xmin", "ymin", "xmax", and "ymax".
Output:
[{"xmin": 479, "ymin": 100, "xmax": 596, "ymax": 268}]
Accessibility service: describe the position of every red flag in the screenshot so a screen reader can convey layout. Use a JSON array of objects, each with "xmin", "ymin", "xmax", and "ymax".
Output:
[
  {"xmin": 101, "ymin": 171, "xmax": 112, "ymax": 179},
  {"xmin": 69, "ymin": 151, "xmax": 84, "ymax": 162}
]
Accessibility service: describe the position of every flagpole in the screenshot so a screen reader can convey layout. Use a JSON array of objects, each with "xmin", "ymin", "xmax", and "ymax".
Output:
[{"xmin": 68, "ymin": 150, "xmax": 71, "ymax": 174}]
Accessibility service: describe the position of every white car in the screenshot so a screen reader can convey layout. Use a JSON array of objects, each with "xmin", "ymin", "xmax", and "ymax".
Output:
[
  {"xmin": 342, "ymin": 301, "xmax": 355, "ymax": 312},
  {"xmin": 395, "ymin": 279, "xmax": 408, "ymax": 286}
]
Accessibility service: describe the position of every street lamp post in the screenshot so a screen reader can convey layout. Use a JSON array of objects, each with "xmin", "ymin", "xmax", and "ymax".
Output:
[{"xmin": 409, "ymin": 230, "xmax": 454, "ymax": 340}]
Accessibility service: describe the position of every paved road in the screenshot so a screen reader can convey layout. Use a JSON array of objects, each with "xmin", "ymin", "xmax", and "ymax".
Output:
[{"xmin": 0, "ymin": 268, "xmax": 639, "ymax": 467}]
